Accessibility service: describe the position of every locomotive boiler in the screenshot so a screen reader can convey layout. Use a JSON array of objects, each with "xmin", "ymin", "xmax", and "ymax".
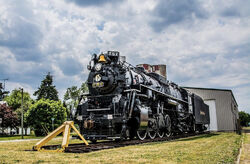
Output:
[{"xmin": 74, "ymin": 51, "xmax": 210, "ymax": 142}]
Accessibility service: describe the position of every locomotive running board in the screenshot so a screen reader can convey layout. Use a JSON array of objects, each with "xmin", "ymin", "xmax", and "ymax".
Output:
[
  {"xmin": 33, "ymin": 121, "xmax": 88, "ymax": 152},
  {"xmin": 140, "ymin": 84, "xmax": 188, "ymax": 104}
]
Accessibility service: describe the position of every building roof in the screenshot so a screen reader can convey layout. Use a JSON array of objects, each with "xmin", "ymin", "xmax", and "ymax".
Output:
[{"xmin": 183, "ymin": 86, "xmax": 238, "ymax": 106}]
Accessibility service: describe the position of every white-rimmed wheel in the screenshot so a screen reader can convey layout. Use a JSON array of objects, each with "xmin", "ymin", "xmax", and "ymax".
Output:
[
  {"xmin": 157, "ymin": 130, "xmax": 165, "ymax": 138},
  {"xmin": 137, "ymin": 130, "xmax": 147, "ymax": 140},
  {"xmin": 148, "ymin": 130, "xmax": 157, "ymax": 139},
  {"xmin": 165, "ymin": 114, "xmax": 172, "ymax": 137}
]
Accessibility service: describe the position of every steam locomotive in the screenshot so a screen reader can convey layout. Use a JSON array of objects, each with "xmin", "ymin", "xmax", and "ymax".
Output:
[{"xmin": 74, "ymin": 51, "xmax": 210, "ymax": 142}]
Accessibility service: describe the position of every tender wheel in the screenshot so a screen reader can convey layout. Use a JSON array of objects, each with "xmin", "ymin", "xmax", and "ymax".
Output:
[
  {"xmin": 157, "ymin": 130, "xmax": 165, "ymax": 138},
  {"xmin": 148, "ymin": 130, "xmax": 156, "ymax": 139},
  {"xmin": 165, "ymin": 114, "xmax": 172, "ymax": 137},
  {"xmin": 137, "ymin": 130, "xmax": 147, "ymax": 140}
]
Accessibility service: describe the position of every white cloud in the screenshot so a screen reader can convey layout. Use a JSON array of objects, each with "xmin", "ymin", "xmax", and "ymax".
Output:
[{"xmin": 0, "ymin": 0, "xmax": 250, "ymax": 112}]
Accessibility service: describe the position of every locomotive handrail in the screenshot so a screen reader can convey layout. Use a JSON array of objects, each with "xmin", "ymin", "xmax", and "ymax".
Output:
[
  {"xmin": 87, "ymin": 108, "xmax": 111, "ymax": 111},
  {"xmin": 84, "ymin": 94, "xmax": 119, "ymax": 98},
  {"xmin": 140, "ymin": 84, "xmax": 188, "ymax": 104}
]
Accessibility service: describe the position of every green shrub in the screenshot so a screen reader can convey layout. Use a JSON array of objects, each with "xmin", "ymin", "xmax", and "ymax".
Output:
[{"xmin": 26, "ymin": 99, "xmax": 67, "ymax": 136}]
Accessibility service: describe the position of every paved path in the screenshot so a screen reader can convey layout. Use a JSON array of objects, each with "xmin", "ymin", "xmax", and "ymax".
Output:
[
  {"xmin": 0, "ymin": 136, "xmax": 69, "ymax": 143},
  {"xmin": 239, "ymin": 130, "xmax": 250, "ymax": 164},
  {"xmin": 0, "ymin": 138, "xmax": 41, "ymax": 143}
]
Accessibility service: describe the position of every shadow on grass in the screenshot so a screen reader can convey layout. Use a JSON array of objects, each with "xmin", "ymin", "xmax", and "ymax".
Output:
[
  {"xmin": 242, "ymin": 129, "xmax": 250, "ymax": 133},
  {"xmin": 176, "ymin": 133, "xmax": 220, "ymax": 142}
]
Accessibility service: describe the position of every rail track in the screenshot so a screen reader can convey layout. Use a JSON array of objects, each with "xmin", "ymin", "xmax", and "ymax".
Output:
[{"xmin": 39, "ymin": 132, "xmax": 209, "ymax": 153}]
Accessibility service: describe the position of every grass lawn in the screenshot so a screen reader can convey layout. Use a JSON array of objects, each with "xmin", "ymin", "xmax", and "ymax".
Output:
[
  {"xmin": 0, "ymin": 135, "xmax": 42, "ymax": 141},
  {"xmin": 0, "ymin": 132, "xmax": 241, "ymax": 164},
  {"xmin": 242, "ymin": 126, "xmax": 250, "ymax": 130}
]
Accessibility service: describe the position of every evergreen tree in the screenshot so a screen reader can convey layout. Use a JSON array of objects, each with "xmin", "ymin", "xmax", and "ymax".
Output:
[
  {"xmin": 34, "ymin": 72, "xmax": 59, "ymax": 101},
  {"xmin": 0, "ymin": 83, "xmax": 9, "ymax": 101}
]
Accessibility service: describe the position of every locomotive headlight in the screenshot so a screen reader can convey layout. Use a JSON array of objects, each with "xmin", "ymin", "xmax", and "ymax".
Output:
[
  {"xmin": 94, "ymin": 74, "xmax": 102, "ymax": 82},
  {"xmin": 95, "ymin": 63, "xmax": 102, "ymax": 71}
]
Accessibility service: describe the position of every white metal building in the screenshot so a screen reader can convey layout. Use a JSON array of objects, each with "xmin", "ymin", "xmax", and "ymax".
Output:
[{"xmin": 184, "ymin": 87, "xmax": 239, "ymax": 132}]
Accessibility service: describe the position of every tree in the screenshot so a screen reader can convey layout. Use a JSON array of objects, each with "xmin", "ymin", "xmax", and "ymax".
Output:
[
  {"xmin": 239, "ymin": 111, "xmax": 250, "ymax": 127},
  {"xmin": 4, "ymin": 89, "xmax": 33, "ymax": 111},
  {"xmin": 64, "ymin": 83, "xmax": 88, "ymax": 118},
  {"xmin": 26, "ymin": 99, "xmax": 67, "ymax": 136},
  {"xmin": 0, "ymin": 83, "xmax": 9, "ymax": 101},
  {"xmin": 34, "ymin": 72, "xmax": 59, "ymax": 101},
  {"xmin": 0, "ymin": 104, "xmax": 19, "ymax": 133},
  {"xmin": 80, "ymin": 82, "xmax": 88, "ymax": 95},
  {"xmin": 4, "ymin": 89, "xmax": 33, "ymax": 128}
]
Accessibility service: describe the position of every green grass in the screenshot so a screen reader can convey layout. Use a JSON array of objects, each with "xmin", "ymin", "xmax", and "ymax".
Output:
[
  {"xmin": 0, "ymin": 135, "xmax": 42, "ymax": 141},
  {"xmin": 0, "ymin": 132, "xmax": 241, "ymax": 164},
  {"xmin": 242, "ymin": 126, "xmax": 250, "ymax": 130}
]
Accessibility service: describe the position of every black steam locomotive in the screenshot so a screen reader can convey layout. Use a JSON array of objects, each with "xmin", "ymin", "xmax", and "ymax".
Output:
[{"xmin": 74, "ymin": 51, "xmax": 209, "ymax": 142}]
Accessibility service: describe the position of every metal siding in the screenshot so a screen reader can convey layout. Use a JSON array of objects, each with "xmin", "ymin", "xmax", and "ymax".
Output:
[{"xmin": 185, "ymin": 88, "xmax": 237, "ymax": 131}]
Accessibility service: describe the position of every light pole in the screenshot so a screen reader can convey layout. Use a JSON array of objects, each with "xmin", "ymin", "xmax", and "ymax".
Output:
[
  {"xmin": 51, "ymin": 118, "xmax": 55, "ymax": 131},
  {"xmin": 20, "ymin": 88, "xmax": 24, "ymax": 139},
  {"xmin": 0, "ymin": 117, "xmax": 2, "ymax": 134}
]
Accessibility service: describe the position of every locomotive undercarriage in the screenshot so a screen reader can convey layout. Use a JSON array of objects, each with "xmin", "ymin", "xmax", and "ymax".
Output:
[{"xmin": 76, "ymin": 87, "xmax": 197, "ymax": 141}]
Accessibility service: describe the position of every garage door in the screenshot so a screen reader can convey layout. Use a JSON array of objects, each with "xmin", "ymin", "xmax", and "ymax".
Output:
[{"xmin": 204, "ymin": 100, "xmax": 218, "ymax": 131}]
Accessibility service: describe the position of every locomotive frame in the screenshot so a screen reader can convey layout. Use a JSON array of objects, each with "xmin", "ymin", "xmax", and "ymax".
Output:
[{"xmin": 74, "ymin": 51, "xmax": 210, "ymax": 142}]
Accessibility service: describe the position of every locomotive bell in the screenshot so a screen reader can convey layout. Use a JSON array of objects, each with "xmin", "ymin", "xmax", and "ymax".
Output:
[{"xmin": 99, "ymin": 54, "xmax": 106, "ymax": 62}]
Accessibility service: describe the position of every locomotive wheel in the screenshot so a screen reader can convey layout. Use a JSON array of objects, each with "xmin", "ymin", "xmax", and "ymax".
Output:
[
  {"xmin": 165, "ymin": 114, "xmax": 172, "ymax": 137},
  {"xmin": 148, "ymin": 130, "xmax": 156, "ymax": 139},
  {"xmin": 165, "ymin": 129, "xmax": 172, "ymax": 137},
  {"xmin": 157, "ymin": 130, "xmax": 165, "ymax": 138},
  {"xmin": 137, "ymin": 130, "xmax": 147, "ymax": 140}
]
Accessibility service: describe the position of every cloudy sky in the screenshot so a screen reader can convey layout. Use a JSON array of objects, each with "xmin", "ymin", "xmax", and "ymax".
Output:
[{"xmin": 0, "ymin": 0, "xmax": 249, "ymax": 112}]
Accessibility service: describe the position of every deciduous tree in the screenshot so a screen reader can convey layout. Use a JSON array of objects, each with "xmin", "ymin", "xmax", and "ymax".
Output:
[
  {"xmin": 4, "ymin": 89, "xmax": 33, "ymax": 111},
  {"xmin": 0, "ymin": 104, "xmax": 18, "ymax": 132},
  {"xmin": 239, "ymin": 111, "xmax": 250, "ymax": 127},
  {"xmin": 64, "ymin": 83, "xmax": 88, "ymax": 118},
  {"xmin": 4, "ymin": 89, "xmax": 33, "ymax": 127}
]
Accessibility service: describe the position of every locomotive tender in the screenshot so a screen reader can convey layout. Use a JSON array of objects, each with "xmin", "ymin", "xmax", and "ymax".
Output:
[{"xmin": 74, "ymin": 51, "xmax": 210, "ymax": 142}]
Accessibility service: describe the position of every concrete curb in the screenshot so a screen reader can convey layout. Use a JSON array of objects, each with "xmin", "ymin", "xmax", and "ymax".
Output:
[{"xmin": 236, "ymin": 132, "xmax": 245, "ymax": 164}]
